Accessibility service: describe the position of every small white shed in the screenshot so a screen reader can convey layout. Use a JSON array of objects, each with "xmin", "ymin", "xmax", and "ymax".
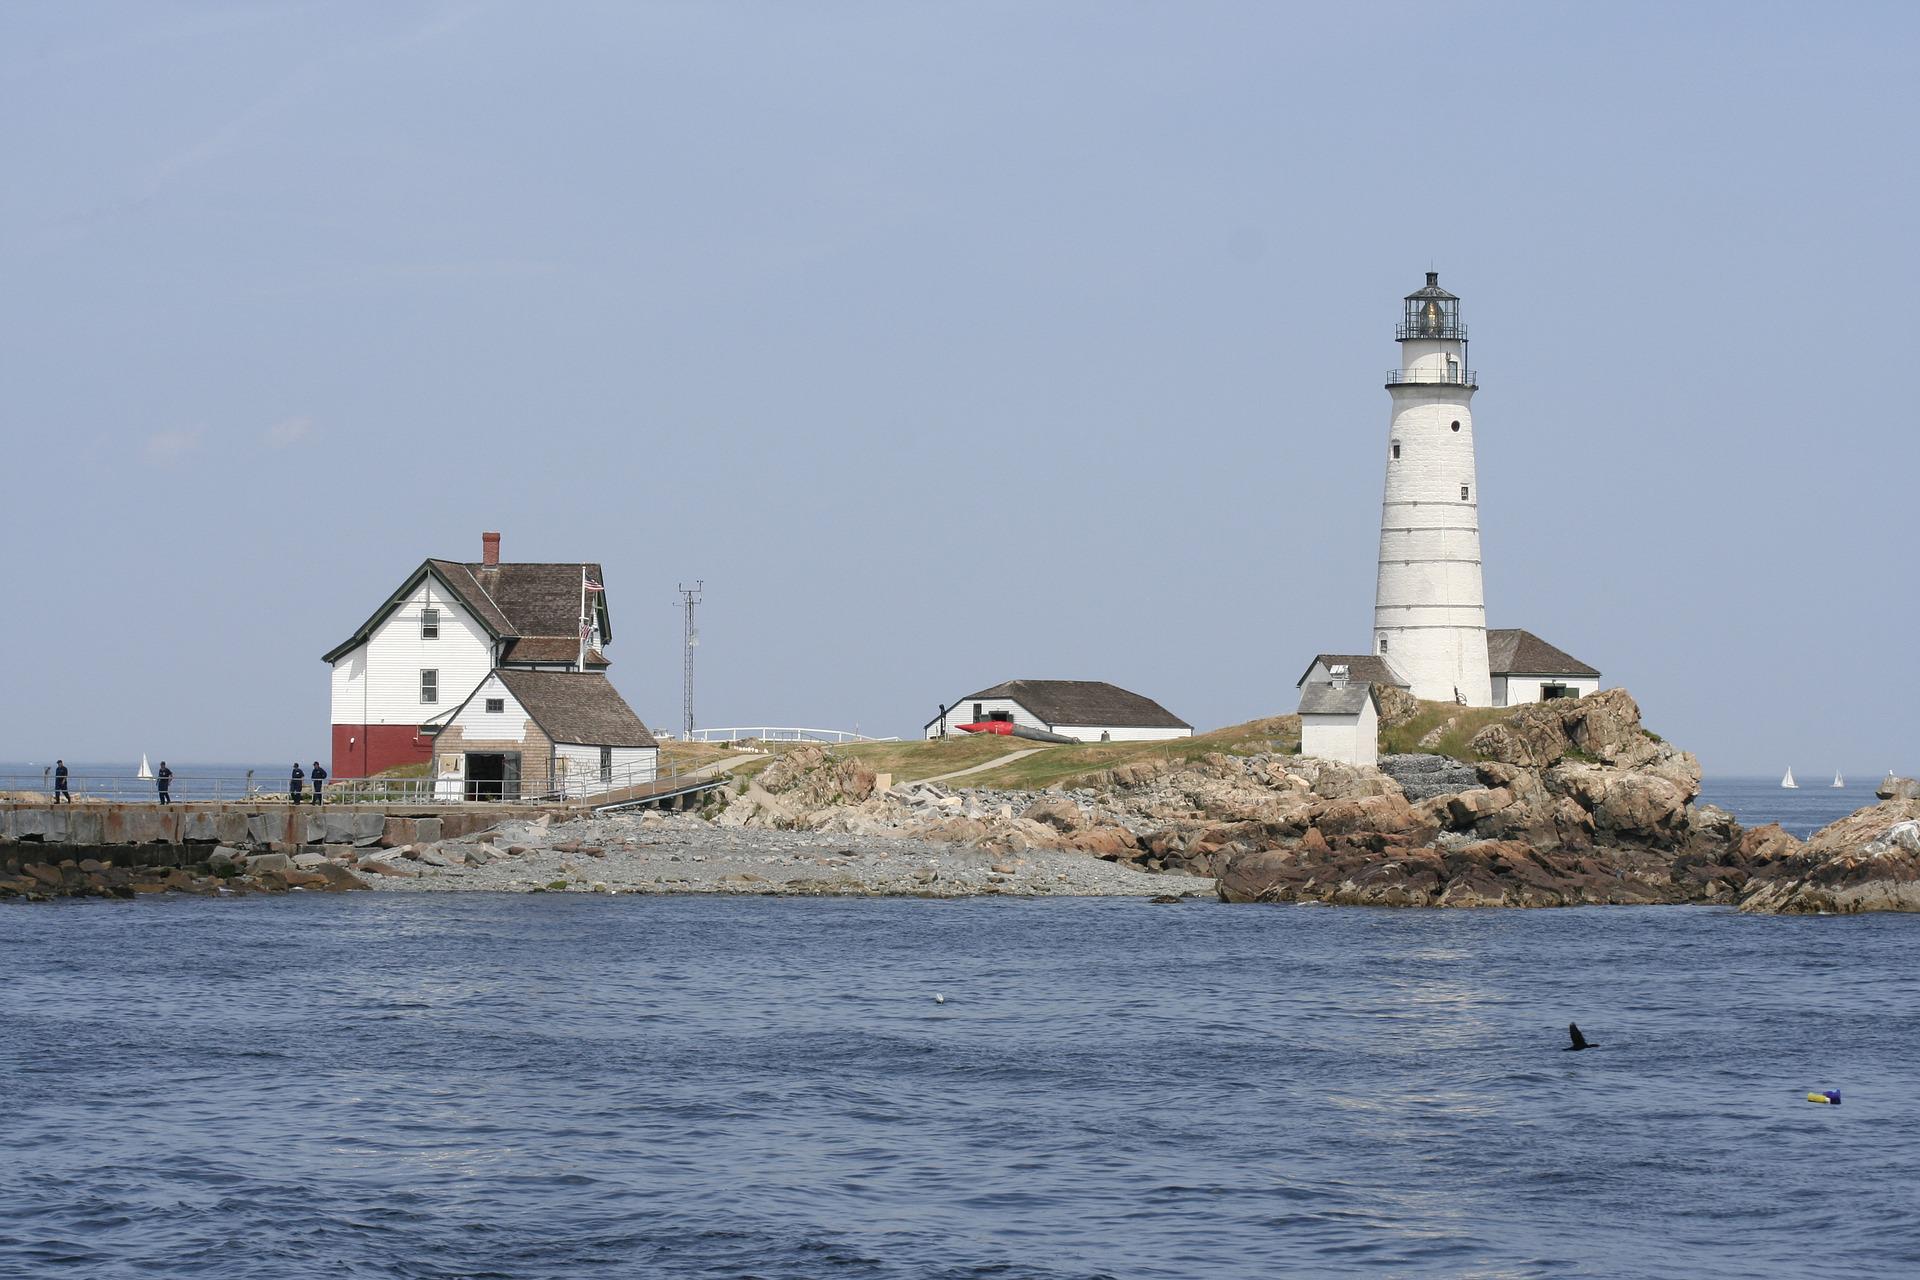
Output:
[{"xmin": 1298, "ymin": 679, "xmax": 1380, "ymax": 767}]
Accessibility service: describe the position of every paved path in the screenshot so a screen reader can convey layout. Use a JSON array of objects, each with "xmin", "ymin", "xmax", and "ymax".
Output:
[{"xmin": 915, "ymin": 747, "xmax": 1049, "ymax": 786}]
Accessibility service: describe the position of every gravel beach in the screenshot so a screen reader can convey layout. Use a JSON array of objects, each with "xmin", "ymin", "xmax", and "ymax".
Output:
[{"xmin": 364, "ymin": 810, "xmax": 1214, "ymax": 898}]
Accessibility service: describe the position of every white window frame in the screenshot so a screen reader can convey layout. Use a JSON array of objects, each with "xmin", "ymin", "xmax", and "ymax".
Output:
[
  {"xmin": 420, "ymin": 669, "xmax": 439, "ymax": 704},
  {"xmin": 484, "ymin": 697, "xmax": 504, "ymax": 714},
  {"xmin": 421, "ymin": 606, "xmax": 440, "ymax": 639}
]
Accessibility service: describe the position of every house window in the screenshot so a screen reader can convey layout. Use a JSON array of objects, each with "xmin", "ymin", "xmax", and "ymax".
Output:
[
  {"xmin": 973, "ymin": 703, "xmax": 983, "ymax": 720},
  {"xmin": 420, "ymin": 669, "xmax": 438, "ymax": 703},
  {"xmin": 485, "ymin": 697, "xmax": 504, "ymax": 714},
  {"xmin": 1390, "ymin": 441, "xmax": 1401, "ymax": 460},
  {"xmin": 1461, "ymin": 485, "xmax": 1471, "ymax": 501},
  {"xmin": 1542, "ymin": 683, "xmax": 1575, "ymax": 701},
  {"xmin": 421, "ymin": 607, "xmax": 439, "ymax": 639},
  {"xmin": 600, "ymin": 746, "xmax": 613, "ymax": 784}
]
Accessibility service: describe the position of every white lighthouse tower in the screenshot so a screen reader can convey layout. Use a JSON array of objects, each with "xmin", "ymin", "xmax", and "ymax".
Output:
[{"xmin": 1373, "ymin": 272, "xmax": 1493, "ymax": 706}]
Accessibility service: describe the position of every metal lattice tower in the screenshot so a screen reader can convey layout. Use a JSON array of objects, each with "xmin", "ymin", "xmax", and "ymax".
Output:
[{"xmin": 678, "ymin": 581, "xmax": 703, "ymax": 738}]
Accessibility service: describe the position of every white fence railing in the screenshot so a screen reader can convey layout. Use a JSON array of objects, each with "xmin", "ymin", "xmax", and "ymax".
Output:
[{"xmin": 686, "ymin": 727, "xmax": 895, "ymax": 745}]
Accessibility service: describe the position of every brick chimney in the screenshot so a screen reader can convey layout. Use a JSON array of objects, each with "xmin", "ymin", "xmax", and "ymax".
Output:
[{"xmin": 481, "ymin": 531, "xmax": 501, "ymax": 566}]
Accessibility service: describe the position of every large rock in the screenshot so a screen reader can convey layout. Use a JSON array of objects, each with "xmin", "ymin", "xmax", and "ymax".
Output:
[
  {"xmin": 1878, "ymin": 776, "xmax": 1920, "ymax": 801},
  {"xmin": 1378, "ymin": 754, "xmax": 1481, "ymax": 801},
  {"xmin": 1740, "ymin": 800, "xmax": 1920, "ymax": 914}
]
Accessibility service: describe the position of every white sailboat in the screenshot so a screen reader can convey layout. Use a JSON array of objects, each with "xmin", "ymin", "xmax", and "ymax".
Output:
[
  {"xmin": 1780, "ymin": 767, "xmax": 1798, "ymax": 789},
  {"xmin": 1832, "ymin": 771, "xmax": 1845, "ymax": 788},
  {"xmin": 136, "ymin": 753, "xmax": 152, "ymax": 779}
]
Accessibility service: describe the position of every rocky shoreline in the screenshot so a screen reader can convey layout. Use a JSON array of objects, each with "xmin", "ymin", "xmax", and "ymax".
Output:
[{"xmin": 6, "ymin": 690, "xmax": 1918, "ymax": 911}]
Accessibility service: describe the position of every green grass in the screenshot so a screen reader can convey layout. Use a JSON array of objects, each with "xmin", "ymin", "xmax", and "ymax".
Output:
[
  {"xmin": 1376, "ymin": 702, "xmax": 1522, "ymax": 760},
  {"xmin": 738, "ymin": 716, "xmax": 1299, "ymax": 796},
  {"xmin": 837, "ymin": 734, "xmax": 1038, "ymax": 783},
  {"xmin": 372, "ymin": 762, "xmax": 431, "ymax": 779}
]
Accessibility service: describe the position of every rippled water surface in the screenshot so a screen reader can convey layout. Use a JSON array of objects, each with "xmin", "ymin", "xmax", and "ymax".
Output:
[{"xmin": 4, "ymin": 896, "xmax": 1917, "ymax": 1278}]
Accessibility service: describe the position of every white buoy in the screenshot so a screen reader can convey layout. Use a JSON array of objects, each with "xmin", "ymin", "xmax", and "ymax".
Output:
[{"xmin": 933, "ymin": 993, "xmax": 946, "ymax": 1004}]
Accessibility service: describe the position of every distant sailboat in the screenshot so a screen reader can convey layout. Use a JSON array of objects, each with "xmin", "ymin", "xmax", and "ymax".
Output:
[
  {"xmin": 136, "ymin": 754, "xmax": 152, "ymax": 779},
  {"xmin": 1781, "ymin": 767, "xmax": 1798, "ymax": 789},
  {"xmin": 1832, "ymin": 771, "xmax": 1845, "ymax": 788}
]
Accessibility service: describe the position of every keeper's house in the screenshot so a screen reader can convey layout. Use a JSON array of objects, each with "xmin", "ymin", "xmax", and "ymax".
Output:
[
  {"xmin": 924, "ymin": 679, "xmax": 1192, "ymax": 742},
  {"xmin": 323, "ymin": 531, "xmax": 656, "ymax": 796}
]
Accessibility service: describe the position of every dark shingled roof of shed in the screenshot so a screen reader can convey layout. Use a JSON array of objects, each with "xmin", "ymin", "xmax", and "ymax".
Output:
[
  {"xmin": 1298, "ymin": 682, "xmax": 1379, "ymax": 716},
  {"xmin": 949, "ymin": 679, "xmax": 1191, "ymax": 730},
  {"xmin": 1294, "ymin": 654, "xmax": 1410, "ymax": 689},
  {"xmin": 1485, "ymin": 629, "xmax": 1599, "ymax": 678},
  {"xmin": 492, "ymin": 671, "xmax": 657, "ymax": 748},
  {"xmin": 500, "ymin": 637, "xmax": 608, "ymax": 667}
]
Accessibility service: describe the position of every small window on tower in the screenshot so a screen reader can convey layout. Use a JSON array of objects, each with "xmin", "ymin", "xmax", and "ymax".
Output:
[
  {"xmin": 1378, "ymin": 634, "xmax": 1389, "ymax": 653},
  {"xmin": 1461, "ymin": 485, "xmax": 1471, "ymax": 501},
  {"xmin": 1450, "ymin": 420, "xmax": 1461, "ymax": 432},
  {"xmin": 1391, "ymin": 441, "xmax": 1401, "ymax": 460}
]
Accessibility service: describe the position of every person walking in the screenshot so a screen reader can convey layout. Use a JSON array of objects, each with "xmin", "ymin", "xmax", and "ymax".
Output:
[
  {"xmin": 289, "ymin": 763, "xmax": 304, "ymax": 805},
  {"xmin": 53, "ymin": 760, "xmax": 71, "ymax": 803},
  {"xmin": 310, "ymin": 761, "xmax": 327, "ymax": 805},
  {"xmin": 156, "ymin": 761, "xmax": 173, "ymax": 805}
]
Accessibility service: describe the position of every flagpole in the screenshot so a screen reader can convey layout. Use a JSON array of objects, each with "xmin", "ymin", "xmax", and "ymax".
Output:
[{"xmin": 578, "ymin": 565, "xmax": 587, "ymax": 671}]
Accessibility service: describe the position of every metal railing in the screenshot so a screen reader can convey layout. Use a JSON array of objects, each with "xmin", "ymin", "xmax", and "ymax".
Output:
[
  {"xmin": 0, "ymin": 753, "xmax": 738, "ymax": 808},
  {"xmin": 1395, "ymin": 321, "xmax": 1468, "ymax": 341},
  {"xmin": 686, "ymin": 727, "xmax": 896, "ymax": 744},
  {"xmin": 1386, "ymin": 368, "xmax": 1476, "ymax": 385}
]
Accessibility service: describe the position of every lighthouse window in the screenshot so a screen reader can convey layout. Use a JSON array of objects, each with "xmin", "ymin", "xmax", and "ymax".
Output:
[
  {"xmin": 1461, "ymin": 485, "xmax": 1471, "ymax": 501},
  {"xmin": 1391, "ymin": 441, "xmax": 1401, "ymax": 460},
  {"xmin": 1450, "ymin": 420, "xmax": 1461, "ymax": 432},
  {"xmin": 1378, "ymin": 634, "xmax": 1389, "ymax": 653}
]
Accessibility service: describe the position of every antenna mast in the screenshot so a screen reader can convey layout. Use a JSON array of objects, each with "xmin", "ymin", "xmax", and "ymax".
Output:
[{"xmin": 677, "ymin": 581, "xmax": 703, "ymax": 738}]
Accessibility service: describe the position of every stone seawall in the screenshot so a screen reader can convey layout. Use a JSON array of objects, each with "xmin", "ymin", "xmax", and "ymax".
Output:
[{"xmin": 0, "ymin": 802, "xmax": 549, "ymax": 852}]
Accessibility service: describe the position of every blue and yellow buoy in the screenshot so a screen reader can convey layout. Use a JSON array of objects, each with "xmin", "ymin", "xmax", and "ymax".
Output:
[{"xmin": 1806, "ymin": 1090, "xmax": 1842, "ymax": 1105}]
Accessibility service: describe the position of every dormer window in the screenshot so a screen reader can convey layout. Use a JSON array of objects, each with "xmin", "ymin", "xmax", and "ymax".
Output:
[{"xmin": 421, "ymin": 607, "xmax": 440, "ymax": 639}]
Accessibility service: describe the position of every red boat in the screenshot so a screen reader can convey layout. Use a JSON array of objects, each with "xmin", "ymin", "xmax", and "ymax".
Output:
[{"xmin": 957, "ymin": 721, "xmax": 1014, "ymax": 735}]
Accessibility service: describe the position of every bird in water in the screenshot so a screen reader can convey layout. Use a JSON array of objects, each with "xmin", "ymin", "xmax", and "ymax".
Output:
[{"xmin": 1565, "ymin": 1022, "xmax": 1597, "ymax": 1051}]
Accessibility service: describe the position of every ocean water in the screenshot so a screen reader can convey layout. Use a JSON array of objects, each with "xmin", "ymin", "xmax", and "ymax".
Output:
[
  {"xmin": 0, "ymin": 762, "xmax": 292, "ymax": 803},
  {"xmin": 3, "ymin": 895, "xmax": 1917, "ymax": 1279},
  {"xmin": 1697, "ymin": 776, "xmax": 1891, "ymax": 841}
]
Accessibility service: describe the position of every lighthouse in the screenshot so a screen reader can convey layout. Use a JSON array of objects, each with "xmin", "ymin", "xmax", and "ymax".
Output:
[{"xmin": 1373, "ymin": 272, "xmax": 1493, "ymax": 706}]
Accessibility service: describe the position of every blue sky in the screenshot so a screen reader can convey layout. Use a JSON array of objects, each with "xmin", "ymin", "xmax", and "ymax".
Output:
[{"xmin": 2, "ymin": 1, "xmax": 1914, "ymax": 775}]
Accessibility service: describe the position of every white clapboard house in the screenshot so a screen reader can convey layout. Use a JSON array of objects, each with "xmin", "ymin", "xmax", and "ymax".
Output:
[
  {"xmin": 1298, "ymin": 674, "xmax": 1382, "ymax": 768},
  {"xmin": 924, "ymin": 679, "xmax": 1192, "ymax": 742},
  {"xmin": 322, "ymin": 531, "xmax": 657, "ymax": 797}
]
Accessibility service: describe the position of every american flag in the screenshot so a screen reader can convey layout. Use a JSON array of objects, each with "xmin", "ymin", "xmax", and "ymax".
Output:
[{"xmin": 583, "ymin": 578, "xmax": 604, "ymax": 592}]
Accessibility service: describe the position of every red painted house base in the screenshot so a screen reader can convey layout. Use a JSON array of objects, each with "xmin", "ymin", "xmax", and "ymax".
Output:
[{"xmin": 331, "ymin": 724, "xmax": 434, "ymax": 779}]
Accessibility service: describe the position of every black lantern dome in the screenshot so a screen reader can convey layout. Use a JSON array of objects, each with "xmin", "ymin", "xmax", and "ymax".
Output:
[{"xmin": 1398, "ymin": 271, "xmax": 1465, "ymax": 341}]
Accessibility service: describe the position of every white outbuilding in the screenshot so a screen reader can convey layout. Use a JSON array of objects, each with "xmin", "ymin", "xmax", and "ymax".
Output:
[
  {"xmin": 1486, "ymin": 629, "xmax": 1601, "ymax": 707},
  {"xmin": 432, "ymin": 669, "xmax": 658, "ymax": 801},
  {"xmin": 924, "ymin": 679, "xmax": 1192, "ymax": 742},
  {"xmin": 1297, "ymin": 677, "xmax": 1381, "ymax": 768}
]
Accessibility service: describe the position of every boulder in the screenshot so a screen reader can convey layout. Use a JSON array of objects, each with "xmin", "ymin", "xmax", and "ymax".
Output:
[
  {"xmin": 1878, "ymin": 776, "xmax": 1920, "ymax": 801},
  {"xmin": 1022, "ymin": 796, "xmax": 1083, "ymax": 832},
  {"xmin": 244, "ymin": 852, "xmax": 292, "ymax": 873}
]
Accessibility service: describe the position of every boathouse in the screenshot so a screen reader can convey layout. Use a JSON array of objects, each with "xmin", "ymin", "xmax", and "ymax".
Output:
[
  {"xmin": 432, "ymin": 670, "xmax": 659, "ymax": 800},
  {"xmin": 1297, "ymin": 675, "xmax": 1381, "ymax": 768},
  {"xmin": 924, "ymin": 679, "xmax": 1192, "ymax": 742}
]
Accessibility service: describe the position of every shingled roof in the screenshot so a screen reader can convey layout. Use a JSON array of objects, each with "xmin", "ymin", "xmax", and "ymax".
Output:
[
  {"xmin": 491, "ymin": 671, "xmax": 657, "ymax": 748},
  {"xmin": 942, "ymin": 679, "xmax": 1191, "ymax": 730},
  {"xmin": 1486, "ymin": 629, "xmax": 1599, "ymax": 678},
  {"xmin": 322, "ymin": 556, "xmax": 612, "ymax": 664},
  {"xmin": 1294, "ymin": 654, "xmax": 1411, "ymax": 689},
  {"xmin": 1298, "ymin": 682, "xmax": 1379, "ymax": 716}
]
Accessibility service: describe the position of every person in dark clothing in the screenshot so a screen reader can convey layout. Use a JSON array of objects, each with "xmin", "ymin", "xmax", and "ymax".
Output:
[
  {"xmin": 53, "ymin": 760, "xmax": 71, "ymax": 803},
  {"xmin": 289, "ymin": 763, "xmax": 304, "ymax": 804},
  {"xmin": 156, "ymin": 761, "xmax": 173, "ymax": 805},
  {"xmin": 310, "ymin": 761, "xmax": 327, "ymax": 805}
]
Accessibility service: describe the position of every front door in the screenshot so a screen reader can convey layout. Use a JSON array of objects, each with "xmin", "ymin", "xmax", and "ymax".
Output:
[{"xmin": 465, "ymin": 752, "xmax": 522, "ymax": 800}]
